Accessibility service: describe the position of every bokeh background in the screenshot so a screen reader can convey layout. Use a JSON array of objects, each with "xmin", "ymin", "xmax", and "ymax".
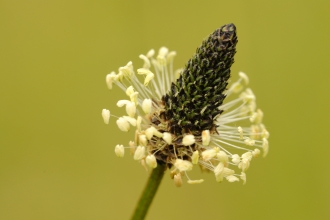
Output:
[{"xmin": 1, "ymin": 1, "xmax": 329, "ymax": 219}]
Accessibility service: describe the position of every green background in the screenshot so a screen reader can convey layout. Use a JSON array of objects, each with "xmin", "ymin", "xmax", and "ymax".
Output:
[{"xmin": 1, "ymin": 1, "xmax": 329, "ymax": 219}]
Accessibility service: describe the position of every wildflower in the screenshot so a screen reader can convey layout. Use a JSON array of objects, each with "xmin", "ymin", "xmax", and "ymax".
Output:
[{"xmin": 102, "ymin": 23, "xmax": 269, "ymax": 186}]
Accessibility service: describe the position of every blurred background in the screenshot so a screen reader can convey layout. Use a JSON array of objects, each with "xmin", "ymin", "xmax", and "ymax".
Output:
[{"xmin": 1, "ymin": 1, "xmax": 329, "ymax": 219}]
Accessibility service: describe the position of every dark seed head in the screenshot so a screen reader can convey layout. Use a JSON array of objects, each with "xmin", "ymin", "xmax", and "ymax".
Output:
[{"xmin": 162, "ymin": 23, "xmax": 238, "ymax": 135}]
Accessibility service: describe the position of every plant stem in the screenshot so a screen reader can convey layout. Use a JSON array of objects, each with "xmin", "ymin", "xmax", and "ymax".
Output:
[{"xmin": 131, "ymin": 163, "xmax": 166, "ymax": 220}]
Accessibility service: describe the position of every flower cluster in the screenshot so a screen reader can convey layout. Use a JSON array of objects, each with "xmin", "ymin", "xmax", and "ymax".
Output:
[{"xmin": 102, "ymin": 24, "xmax": 269, "ymax": 186}]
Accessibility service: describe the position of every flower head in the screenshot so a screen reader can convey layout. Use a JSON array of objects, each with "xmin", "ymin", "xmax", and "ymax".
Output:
[{"xmin": 102, "ymin": 23, "xmax": 269, "ymax": 186}]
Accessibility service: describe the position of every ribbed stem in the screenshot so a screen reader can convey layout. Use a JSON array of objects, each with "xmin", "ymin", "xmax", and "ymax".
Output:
[{"xmin": 131, "ymin": 164, "xmax": 166, "ymax": 220}]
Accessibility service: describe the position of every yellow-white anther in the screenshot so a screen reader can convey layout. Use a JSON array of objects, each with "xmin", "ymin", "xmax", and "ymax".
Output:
[
  {"xmin": 119, "ymin": 65, "xmax": 132, "ymax": 78},
  {"xmin": 123, "ymin": 116, "xmax": 137, "ymax": 126},
  {"xmin": 191, "ymin": 150, "xmax": 199, "ymax": 164},
  {"xmin": 239, "ymin": 158, "xmax": 250, "ymax": 171},
  {"xmin": 105, "ymin": 72, "xmax": 117, "ymax": 90},
  {"xmin": 202, "ymin": 147, "xmax": 219, "ymax": 161},
  {"xmin": 116, "ymin": 71, "xmax": 123, "ymax": 81},
  {"xmin": 145, "ymin": 127, "xmax": 154, "ymax": 140},
  {"xmin": 154, "ymin": 129, "xmax": 163, "ymax": 138},
  {"xmin": 214, "ymin": 162, "xmax": 224, "ymax": 176},
  {"xmin": 238, "ymin": 71, "xmax": 249, "ymax": 85},
  {"xmin": 250, "ymin": 124, "xmax": 260, "ymax": 139},
  {"xmin": 142, "ymin": 99, "xmax": 152, "ymax": 114},
  {"xmin": 238, "ymin": 126, "xmax": 243, "ymax": 140},
  {"xmin": 138, "ymin": 134, "xmax": 147, "ymax": 146},
  {"xmin": 162, "ymin": 132, "xmax": 172, "ymax": 145},
  {"xmin": 240, "ymin": 172, "xmax": 247, "ymax": 185},
  {"xmin": 262, "ymin": 138, "xmax": 269, "ymax": 157},
  {"xmin": 139, "ymin": 54, "xmax": 151, "ymax": 69},
  {"xmin": 202, "ymin": 130, "xmax": 211, "ymax": 146},
  {"xmin": 116, "ymin": 117, "xmax": 130, "ymax": 132},
  {"xmin": 145, "ymin": 127, "xmax": 162, "ymax": 139},
  {"xmin": 157, "ymin": 47, "xmax": 169, "ymax": 65},
  {"xmin": 140, "ymin": 158, "xmax": 148, "ymax": 172},
  {"xmin": 232, "ymin": 154, "xmax": 241, "ymax": 165},
  {"xmin": 174, "ymin": 173, "xmax": 182, "ymax": 187},
  {"xmin": 254, "ymin": 109, "xmax": 263, "ymax": 124},
  {"xmin": 125, "ymin": 86, "xmax": 135, "ymax": 97},
  {"xmin": 214, "ymin": 162, "xmax": 225, "ymax": 182},
  {"xmin": 174, "ymin": 159, "xmax": 193, "ymax": 172},
  {"xmin": 133, "ymin": 146, "xmax": 145, "ymax": 160},
  {"xmin": 146, "ymin": 49, "xmax": 155, "ymax": 58},
  {"xmin": 102, "ymin": 109, "xmax": 110, "ymax": 124},
  {"xmin": 244, "ymin": 138, "xmax": 255, "ymax": 146},
  {"xmin": 166, "ymin": 51, "xmax": 177, "ymax": 63},
  {"xmin": 137, "ymin": 68, "xmax": 154, "ymax": 86},
  {"xmin": 250, "ymin": 112, "xmax": 258, "ymax": 123},
  {"xmin": 144, "ymin": 72, "xmax": 154, "ymax": 86},
  {"xmin": 117, "ymin": 100, "xmax": 129, "ymax": 108},
  {"xmin": 223, "ymin": 167, "xmax": 235, "ymax": 177},
  {"xmin": 242, "ymin": 152, "xmax": 253, "ymax": 161},
  {"xmin": 252, "ymin": 148, "xmax": 261, "ymax": 158},
  {"xmin": 226, "ymin": 175, "xmax": 239, "ymax": 183},
  {"xmin": 146, "ymin": 155, "xmax": 157, "ymax": 168},
  {"xmin": 215, "ymin": 173, "xmax": 224, "ymax": 183},
  {"xmin": 114, "ymin": 144, "xmax": 124, "ymax": 158},
  {"xmin": 230, "ymin": 81, "xmax": 243, "ymax": 93},
  {"xmin": 182, "ymin": 134, "xmax": 195, "ymax": 146},
  {"xmin": 240, "ymin": 88, "xmax": 256, "ymax": 103},
  {"xmin": 217, "ymin": 151, "xmax": 228, "ymax": 164},
  {"xmin": 130, "ymin": 92, "xmax": 139, "ymax": 105},
  {"xmin": 125, "ymin": 101, "xmax": 136, "ymax": 117},
  {"xmin": 260, "ymin": 124, "xmax": 270, "ymax": 139},
  {"xmin": 117, "ymin": 99, "xmax": 137, "ymax": 116},
  {"xmin": 129, "ymin": 141, "xmax": 136, "ymax": 155},
  {"xmin": 136, "ymin": 116, "xmax": 142, "ymax": 132},
  {"xmin": 187, "ymin": 179, "xmax": 204, "ymax": 184}
]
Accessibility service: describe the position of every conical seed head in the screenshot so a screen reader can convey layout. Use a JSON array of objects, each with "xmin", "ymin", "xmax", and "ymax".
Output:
[{"xmin": 162, "ymin": 23, "xmax": 238, "ymax": 135}]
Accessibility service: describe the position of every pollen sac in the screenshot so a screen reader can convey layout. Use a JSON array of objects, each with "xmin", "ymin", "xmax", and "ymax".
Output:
[{"xmin": 162, "ymin": 23, "xmax": 238, "ymax": 135}]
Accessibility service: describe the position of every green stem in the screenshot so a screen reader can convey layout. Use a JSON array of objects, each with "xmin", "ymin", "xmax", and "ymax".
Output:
[{"xmin": 131, "ymin": 163, "xmax": 166, "ymax": 220}]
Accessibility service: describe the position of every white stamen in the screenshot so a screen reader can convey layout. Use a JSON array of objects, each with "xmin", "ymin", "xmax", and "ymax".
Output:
[
  {"xmin": 139, "ymin": 134, "xmax": 147, "ymax": 146},
  {"xmin": 192, "ymin": 150, "xmax": 199, "ymax": 164},
  {"xmin": 114, "ymin": 144, "xmax": 124, "ymax": 158},
  {"xmin": 146, "ymin": 155, "xmax": 157, "ymax": 168},
  {"xmin": 162, "ymin": 132, "xmax": 172, "ymax": 144},
  {"xmin": 125, "ymin": 101, "xmax": 136, "ymax": 117},
  {"xmin": 262, "ymin": 138, "xmax": 269, "ymax": 157},
  {"xmin": 239, "ymin": 71, "xmax": 249, "ymax": 85},
  {"xmin": 174, "ymin": 173, "xmax": 182, "ymax": 187},
  {"xmin": 102, "ymin": 109, "xmax": 110, "ymax": 124},
  {"xmin": 187, "ymin": 179, "xmax": 204, "ymax": 184},
  {"xmin": 182, "ymin": 134, "xmax": 195, "ymax": 146},
  {"xmin": 123, "ymin": 116, "xmax": 137, "ymax": 126},
  {"xmin": 142, "ymin": 99, "xmax": 152, "ymax": 114},
  {"xmin": 217, "ymin": 151, "xmax": 229, "ymax": 164},
  {"xmin": 116, "ymin": 117, "xmax": 130, "ymax": 132},
  {"xmin": 174, "ymin": 159, "xmax": 193, "ymax": 172},
  {"xmin": 139, "ymin": 54, "xmax": 151, "ymax": 69},
  {"xmin": 244, "ymin": 138, "xmax": 255, "ymax": 146},
  {"xmin": 126, "ymin": 86, "xmax": 135, "ymax": 97},
  {"xmin": 202, "ymin": 147, "xmax": 219, "ymax": 161},
  {"xmin": 202, "ymin": 130, "xmax": 211, "ymax": 146},
  {"xmin": 133, "ymin": 146, "xmax": 145, "ymax": 160},
  {"xmin": 238, "ymin": 126, "xmax": 243, "ymax": 140},
  {"xmin": 240, "ymin": 172, "xmax": 247, "ymax": 185},
  {"xmin": 226, "ymin": 175, "xmax": 239, "ymax": 182},
  {"xmin": 105, "ymin": 72, "xmax": 117, "ymax": 90}
]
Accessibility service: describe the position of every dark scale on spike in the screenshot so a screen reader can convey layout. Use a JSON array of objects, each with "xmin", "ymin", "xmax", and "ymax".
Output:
[{"xmin": 162, "ymin": 23, "xmax": 238, "ymax": 136}]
